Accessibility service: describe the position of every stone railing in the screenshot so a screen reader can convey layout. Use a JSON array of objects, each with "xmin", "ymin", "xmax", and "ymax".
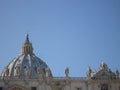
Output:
[
  {"xmin": 91, "ymin": 76, "xmax": 119, "ymax": 80},
  {"xmin": 0, "ymin": 76, "xmax": 119, "ymax": 81},
  {"xmin": 52, "ymin": 77, "xmax": 86, "ymax": 80},
  {"xmin": 0, "ymin": 76, "xmax": 86, "ymax": 81}
]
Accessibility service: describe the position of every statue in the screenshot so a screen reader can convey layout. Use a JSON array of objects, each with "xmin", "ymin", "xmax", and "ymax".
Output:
[
  {"xmin": 37, "ymin": 67, "xmax": 42, "ymax": 78},
  {"xmin": 100, "ymin": 62, "xmax": 108, "ymax": 70},
  {"xmin": 86, "ymin": 67, "xmax": 92, "ymax": 78},
  {"xmin": 65, "ymin": 67, "xmax": 69, "ymax": 77},
  {"xmin": 46, "ymin": 68, "xmax": 51, "ymax": 78},
  {"xmin": 115, "ymin": 69, "xmax": 119, "ymax": 78},
  {"xmin": 15, "ymin": 66, "xmax": 20, "ymax": 76},
  {"xmin": 2, "ymin": 68, "xmax": 10, "ymax": 82}
]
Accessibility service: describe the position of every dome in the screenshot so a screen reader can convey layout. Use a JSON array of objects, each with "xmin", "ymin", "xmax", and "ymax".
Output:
[{"xmin": 1, "ymin": 34, "xmax": 52, "ymax": 78}]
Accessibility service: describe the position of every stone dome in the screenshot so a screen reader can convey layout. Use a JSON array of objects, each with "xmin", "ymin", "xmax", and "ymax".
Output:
[{"xmin": 1, "ymin": 34, "xmax": 52, "ymax": 78}]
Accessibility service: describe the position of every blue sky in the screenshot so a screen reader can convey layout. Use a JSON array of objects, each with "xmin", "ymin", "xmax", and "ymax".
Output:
[{"xmin": 0, "ymin": 0, "xmax": 120, "ymax": 77}]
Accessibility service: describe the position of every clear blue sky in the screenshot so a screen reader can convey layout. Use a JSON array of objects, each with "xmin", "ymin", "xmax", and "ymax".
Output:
[{"xmin": 0, "ymin": 0, "xmax": 120, "ymax": 77}]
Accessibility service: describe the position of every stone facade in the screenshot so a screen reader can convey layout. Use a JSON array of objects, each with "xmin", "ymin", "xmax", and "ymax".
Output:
[
  {"xmin": 0, "ymin": 75, "xmax": 120, "ymax": 90},
  {"xmin": 0, "ymin": 34, "xmax": 120, "ymax": 90}
]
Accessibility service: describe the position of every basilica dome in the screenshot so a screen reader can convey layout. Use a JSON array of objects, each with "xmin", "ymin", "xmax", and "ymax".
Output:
[{"xmin": 1, "ymin": 34, "xmax": 52, "ymax": 78}]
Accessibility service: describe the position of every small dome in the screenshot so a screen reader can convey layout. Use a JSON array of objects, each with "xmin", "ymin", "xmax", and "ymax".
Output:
[{"xmin": 1, "ymin": 34, "xmax": 52, "ymax": 78}]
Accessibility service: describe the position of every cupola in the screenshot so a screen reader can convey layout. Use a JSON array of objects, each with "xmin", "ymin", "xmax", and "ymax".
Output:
[
  {"xmin": 1, "ymin": 34, "xmax": 52, "ymax": 78},
  {"xmin": 21, "ymin": 34, "xmax": 33, "ymax": 55}
]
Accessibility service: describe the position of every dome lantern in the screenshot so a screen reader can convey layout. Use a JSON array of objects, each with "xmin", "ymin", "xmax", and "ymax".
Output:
[{"xmin": 21, "ymin": 34, "xmax": 33, "ymax": 55}]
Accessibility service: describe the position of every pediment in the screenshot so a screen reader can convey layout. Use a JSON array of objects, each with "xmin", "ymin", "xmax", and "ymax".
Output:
[
  {"xmin": 92, "ymin": 69, "xmax": 116, "ymax": 80},
  {"xmin": 92, "ymin": 63, "xmax": 116, "ymax": 80}
]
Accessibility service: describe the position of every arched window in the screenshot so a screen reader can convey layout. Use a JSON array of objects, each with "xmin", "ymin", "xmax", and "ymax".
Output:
[{"xmin": 101, "ymin": 84, "xmax": 108, "ymax": 90}]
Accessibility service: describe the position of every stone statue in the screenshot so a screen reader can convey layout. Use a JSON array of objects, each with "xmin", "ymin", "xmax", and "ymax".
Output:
[
  {"xmin": 100, "ymin": 62, "xmax": 108, "ymax": 70},
  {"xmin": 37, "ymin": 67, "xmax": 42, "ymax": 78},
  {"xmin": 115, "ymin": 69, "xmax": 119, "ymax": 78},
  {"xmin": 86, "ymin": 67, "xmax": 92, "ymax": 78},
  {"xmin": 65, "ymin": 67, "xmax": 69, "ymax": 77},
  {"xmin": 15, "ymin": 66, "xmax": 20, "ymax": 76},
  {"xmin": 46, "ymin": 68, "xmax": 51, "ymax": 78}
]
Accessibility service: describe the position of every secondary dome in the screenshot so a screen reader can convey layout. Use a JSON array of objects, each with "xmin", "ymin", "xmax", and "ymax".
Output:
[{"xmin": 1, "ymin": 34, "xmax": 52, "ymax": 78}]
